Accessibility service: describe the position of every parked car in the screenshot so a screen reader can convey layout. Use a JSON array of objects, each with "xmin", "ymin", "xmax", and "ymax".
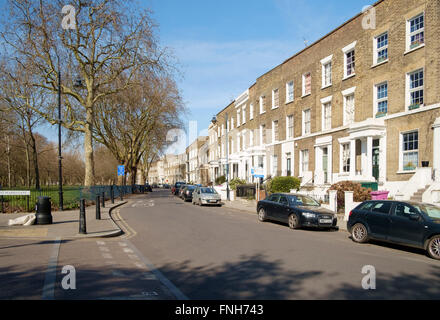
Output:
[
  {"xmin": 181, "ymin": 185, "xmax": 196, "ymax": 202},
  {"xmin": 172, "ymin": 182, "xmax": 185, "ymax": 195},
  {"xmin": 257, "ymin": 193, "xmax": 338, "ymax": 230},
  {"xmin": 348, "ymin": 200, "xmax": 440, "ymax": 260},
  {"xmin": 193, "ymin": 187, "xmax": 222, "ymax": 206},
  {"xmin": 145, "ymin": 184, "xmax": 153, "ymax": 192},
  {"xmin": 179, "ymin": 185, "xmax": 189, "ymax": 199}
]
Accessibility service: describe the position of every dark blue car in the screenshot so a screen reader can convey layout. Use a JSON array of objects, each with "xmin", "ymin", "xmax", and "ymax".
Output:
[
  {"xmin": 347, "ymin": 200, "xmax": 440, "ymax": 260},
  {"xmin": 257, "ymin": 193, "xmax": 338, "ymax": 230}
]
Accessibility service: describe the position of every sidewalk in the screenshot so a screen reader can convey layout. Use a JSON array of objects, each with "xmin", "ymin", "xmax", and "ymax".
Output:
[
  {"xmin": 0, "ymin": 199, "xmax": 127, "ymax": 240},
  {"xmin": 222, "ymin": 199, "xmax": 348, "ymax": 231}
]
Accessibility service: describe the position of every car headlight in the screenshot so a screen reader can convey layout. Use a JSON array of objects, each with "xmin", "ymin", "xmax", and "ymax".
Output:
[{"xmin": 302, "ymin": 212, "xmax": 317, "ymax": 219}]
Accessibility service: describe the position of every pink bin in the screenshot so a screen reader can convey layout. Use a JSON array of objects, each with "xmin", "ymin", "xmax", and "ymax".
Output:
[{"xmin": 371, "ymin": 191, "xmax": 390, "ymax": 200}]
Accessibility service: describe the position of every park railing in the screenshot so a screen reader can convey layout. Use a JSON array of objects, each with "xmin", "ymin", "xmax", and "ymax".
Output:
[{"xmin": 0, "ymin": 185, "xmax": 144, "ymax": 213}]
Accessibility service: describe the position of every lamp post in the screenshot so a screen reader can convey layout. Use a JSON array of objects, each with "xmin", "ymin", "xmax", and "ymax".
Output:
[
  {"xmin": 58, "ymin": 65, "xmax": 64, "ymax": 211},
  {"xmin": 225, "ymin": 113, "xmax": 230, "ymax": 201}
]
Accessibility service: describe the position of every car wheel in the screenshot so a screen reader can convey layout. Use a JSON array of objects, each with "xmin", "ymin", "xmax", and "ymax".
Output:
[
  {"xmin": 427, "ymin": 236, "xmax": 440, "ymax": 260},
  {"xmin": 288, "ymin": 214, "xmax": 300, "ymax": 230},
  {"xmin": 258, "ymin": 208, "xmax": 267, "ymax": 222},
  {"xmin": 351, "ymin": 223, "xmax": 369, "ymax": 243}
]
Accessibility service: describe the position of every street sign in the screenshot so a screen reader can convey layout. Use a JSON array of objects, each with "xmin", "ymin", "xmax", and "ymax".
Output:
[
  {"xmin": 253, "ymin": 167, "xmax": 265, "ymax": 179},
  {"xmin": 0, "ymin": 190, "xmax": 31, "ymax": 196},
  {"xmin": 117, "ymin": 165, "xmax": 125, "ymax": 176}
]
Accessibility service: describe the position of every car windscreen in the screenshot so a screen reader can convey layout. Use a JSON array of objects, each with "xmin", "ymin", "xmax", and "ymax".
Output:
[
  {"xmin": 201, "ymin": 188, "xmax": 217, "ymax": 194},
  {"xmin": 295, "ymin": 195, "xmax": 320, "ymax": 207},
  {"xmin": 187, "ymin": 186, "xmax": 196, "ymax": 191},
  {"xmin": 413, "ymin": 204, "xmax": 440, "ymax": 219}
]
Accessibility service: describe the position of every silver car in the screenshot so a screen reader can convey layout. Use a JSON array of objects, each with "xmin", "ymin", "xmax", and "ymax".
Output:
[{"xmin": 192, "ymin": 187, "xmax": 222, "ymax": 206}]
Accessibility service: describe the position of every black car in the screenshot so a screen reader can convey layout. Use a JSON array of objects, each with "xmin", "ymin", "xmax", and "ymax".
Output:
[
  {"xmin": 257, "ymin": 193, "xmax": 338, "ymax": 230},
  {"xmin": 145, "ymin": 184, "xmax": 153, "ymax": 192},
  {"xmin": 348, "ymin": 200, "xmax": 440, "ymax": 260},
  {"xmin": 172, "ymin": 182, "xmax": 185, "ymax": 196},
  {"xmin": 181, "ymin": 185, "xmax": 196, "ymax": 202}
]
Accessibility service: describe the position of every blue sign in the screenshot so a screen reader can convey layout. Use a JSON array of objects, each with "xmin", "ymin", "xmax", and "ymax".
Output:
[{"xmin": 117, "ymin": 165, "xmax": 125, "ymax": 176}]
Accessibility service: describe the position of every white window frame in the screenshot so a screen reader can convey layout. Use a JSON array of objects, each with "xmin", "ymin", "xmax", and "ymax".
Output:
[
  {"xmin": 286, "ymin": 115, "xmax": 294, "ymax": 139},
  {"xmin": 374, "ymin": 82, "xmax": 388, "ymax": 117},
  {"xmin": 302, "ymin": 109, "xmax": 311, "ymax": 136},
  {"xmin": 320, "ymin": 55, "xmax": 333, "ymax": 88},
  {"xmin": 286, "ymin": 81, "xmax": 294, "ymax": 103},
  {"xmin": 300, "ymin": 150, "xmax": 309, "ymax": 176},
  {"xmin": 272, "ymin": 120, "xmax": 279, "ymax": 143},
  {"xmin": 302, "ymin": 73, "xmax": 311, "ymax": 97},
  {"xmin": 249, "ymin": 104, "xmax": 254, "ymax": 120},
  {"xmin": 321, "ymin": 96, "xmax": 332, "ymax": 131},
  {"xmin": 373, "ymin": 32, "xmax": 388, "ymax": 65},
  {"xmin": 272, "ymin": 155, "xmax": 278, "ymax": 177},
  {"xmin": 250, "ymin": 129, "xmax": 254, "ymax": 147},
  {"xmin": 406, "ymin": 12, "xmax": 425, "ymax": 52},
  {"xmin": 237, "ymin": 109, "xmax": 241, "ymax": 127},
  {"xmin": 341, "ymin": 143, "xmax": 351, "ymax": 173},
  {"xmin": 242, "ymin": 105, "xmax": 246, "ymax": 124},
  {"xmin": 342, "ymin": 86, "xmax": 356, "ymax": 126},
  {"xmin": 272, "ymin": 88, "xmax": 280, "ymax": 109},
  {"xmin": 399, "ymin": 130, "xmax": 419, "ymax": 172},
  {"xmin": 259, "ymin": 96, "xmax": 266, "ymax": 114},
  {"xmin": 342, "ymin": 41, "xmax": 357, "ymax": 79},
  {"xmin": 406, "ymin": 68, "xmax": 424, "ymax": 110},
  {"xmin": 260, "ymin": 124, "xmax": 266, "ymax": 145}
]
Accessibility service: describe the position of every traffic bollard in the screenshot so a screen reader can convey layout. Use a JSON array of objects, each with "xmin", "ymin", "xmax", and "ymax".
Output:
[
  {"xmin": 111, "ymin": 186, "xmax": 115, "ymax": 204},
  {"xmin": 79, "ymin": 199, "xmax": 87, "ymax": 235},
  {"xmin": 120, "ymin": 188, "xmax": 123, "ymax": 201},
  {"xmin": 101, "ymin": 192, "xmax": 105, "ymax": 208},
  {"xmin": 96, "ymin": 195, "xmax": 101, "ymax": 220}
]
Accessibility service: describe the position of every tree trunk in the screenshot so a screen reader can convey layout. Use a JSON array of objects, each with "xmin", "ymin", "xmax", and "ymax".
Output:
[{"xmin": 84, "ymin": 108, "xmax": 95, "ymax": 187}]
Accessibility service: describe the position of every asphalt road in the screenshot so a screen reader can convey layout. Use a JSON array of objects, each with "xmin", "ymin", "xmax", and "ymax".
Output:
[{"xmin": 122, "ymin": 190, "xmax": 440, "ymax": 300}]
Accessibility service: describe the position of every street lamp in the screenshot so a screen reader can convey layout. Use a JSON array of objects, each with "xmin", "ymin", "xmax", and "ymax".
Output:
[
  {"xmin": 225, "ymin": 113, "xmax": 230, "ymax": 201},
  {"xmin": 57, "ymin": 64, "xmax": 63, "ymax": 211}
]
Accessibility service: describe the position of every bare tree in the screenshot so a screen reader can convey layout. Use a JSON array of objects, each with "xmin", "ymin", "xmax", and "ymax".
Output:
[
  {"xmin": 1, "ymin": 0, "xmax": 169, "ymax": 186},
  {"xmin": 93, "ymin": 72, "xmax": 184, "ymax": 186}
]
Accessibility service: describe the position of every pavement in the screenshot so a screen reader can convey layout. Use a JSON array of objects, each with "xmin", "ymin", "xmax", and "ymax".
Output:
[
  {"xmin": 0, "ymin": 198, "xmax": 128, "ymax": 240},
  {"xmin": 222, "ymin": 198, "xmax": 348, "ymax": 230}
]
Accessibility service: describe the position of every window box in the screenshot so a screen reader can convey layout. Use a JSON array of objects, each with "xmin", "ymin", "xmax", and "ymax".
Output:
[
  {"xmin": 404, "ymin": 163, "xmax": 416, "ymax": 171},
  {"xmin": 375, "ymin": 112, "xmax": 387, "ymax": 118},
  {"xmin": 408, "ymin": 104, "xmax": 420, "ymax": 111}
]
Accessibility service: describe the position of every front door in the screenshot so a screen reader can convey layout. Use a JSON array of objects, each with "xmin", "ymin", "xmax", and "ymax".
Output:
[{"xmin": 372, "ymin": 139, "xmax": 380, "ymax": 181}]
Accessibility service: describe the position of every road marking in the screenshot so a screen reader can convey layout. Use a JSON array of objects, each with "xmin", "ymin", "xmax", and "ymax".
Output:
[
  {"xmin": 118, "ymin": 242, "xmax": 127, "ymax": 247},
  {"xmin": 42, "ymin": 237, "xmax": 61, "ymax": 300},
  {"xmin": 96, "ymin": 241, "xmax": 106, "ymax": 246},
  {"xmin": 99, "ymin": 246, "xmax": 110, "ymax": 252},
  {"xmin": 128, "ymin": 254, "xmax": 139, "ymax": 260},
  {"xmin": 134, "ymin": 261, "xmax": 146, "ymax": 269},
  {"xmin": 125, "ymin": 240, "xmax": 189, "ymax": 300},
  {"xmin": 123, "ymin": 248, "xmax": 134, "ymax": 254},
  {"xmin": 102, "ymin": 253, "xmax": 113, "ymax": 259}
]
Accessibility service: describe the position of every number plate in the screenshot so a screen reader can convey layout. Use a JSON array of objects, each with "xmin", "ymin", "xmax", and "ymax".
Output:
[
  {"xmin": 208, "ymin": 200, "xmax": 218, "ymax": 203},
  {"xmin": 319, "ymin": 219, "xmax": 333, "ymax": 224}
]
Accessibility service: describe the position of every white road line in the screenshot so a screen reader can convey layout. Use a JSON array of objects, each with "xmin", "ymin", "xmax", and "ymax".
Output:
[
  {"xmin": 128, "ymin": 254, "xmax": 139, "ymax": 260},
  {"xmin": 118, "ymin": 242, "xmax": 128, "ymax": 247},
  {"xmin": 123, "ymin": 248, "xmax": 134, "ymax": 254},
  {"xmin": 96, "ymin": 241, "xmax": 106, "ymax": 246},
  {"xmin": 99, "ymin": 247, "xmax": 110, "ymax": 252},
  {"xmin": 102, "ymin": 253, "xmax": 113, "ymax": 259},
  {"xmin": 42, "ymin": 237, "xmax": 61, "ymax": 300}
]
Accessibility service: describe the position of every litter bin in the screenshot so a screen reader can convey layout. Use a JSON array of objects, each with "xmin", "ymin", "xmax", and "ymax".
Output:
[{"xmin": 35, "ymin": 196, "xmax": 53, "ymax": 225}]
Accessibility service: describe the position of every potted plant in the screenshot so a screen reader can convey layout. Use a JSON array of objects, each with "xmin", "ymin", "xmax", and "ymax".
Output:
[
  {"xmin": 375, "ymin": 111, "xmax": 387, "ymax": 118},
  {"xmin": 422, "ymin": 161, "xmax": 430, "ymax": 168}
]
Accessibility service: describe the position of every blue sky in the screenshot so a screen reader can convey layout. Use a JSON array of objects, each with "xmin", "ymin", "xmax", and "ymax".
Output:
[
  {"xmin": 142, "ymin": 0, "xmax": 374, "ymax": 140},
  {"xmin": 33, "ymin": 0, "xmax": 374, "ymax": 148}
]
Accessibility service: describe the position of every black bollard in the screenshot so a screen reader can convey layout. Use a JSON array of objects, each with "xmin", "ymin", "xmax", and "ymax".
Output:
[
  {"xmin": 96, "ymin": 195, "xmax": 101, "ymax": 220},
  {"xmin": 111, "ymin": 186, "xmax": 115, "ymax": 204},
  {"xmin": 101, "ymin": 192, "xmax": 105, "ymax": 208},
  {"xmin": 79, "ymin": 199, "xmax": 87, "ymax": 234},
  {"xmin": 120, "ymin": 188, "xmax": 123, "ymax": 201}
]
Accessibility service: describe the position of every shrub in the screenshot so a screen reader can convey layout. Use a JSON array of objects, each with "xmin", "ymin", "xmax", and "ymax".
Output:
[
  {"xmin": 215, "ymin": 175, "xmax": 226, "ymax": 185},
  {"xmin": 328, "ymin": 181, "xmax": 372, "ymax": 209},
  {"xmin": 269, "ymin": 176, "xmax": 301, "ymax": 193},
  {"xmin": 229, "ymin": 178, "xmax": 246, "ymax": 191}
]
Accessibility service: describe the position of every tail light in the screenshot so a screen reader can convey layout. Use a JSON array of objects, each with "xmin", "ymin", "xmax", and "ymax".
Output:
[{"xmin": 349, "ymin": 210, "xmax": 353, "ymax": 217}]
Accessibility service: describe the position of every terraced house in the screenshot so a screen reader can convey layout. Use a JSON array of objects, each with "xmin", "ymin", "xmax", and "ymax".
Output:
[{"xmin": 209, "ymin": 0, "xmax": 440, "ymax": 201}]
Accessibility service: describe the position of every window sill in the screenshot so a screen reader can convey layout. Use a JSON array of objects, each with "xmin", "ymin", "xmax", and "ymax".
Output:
[
  {"xmin": 271, "ymin": 106, "xmax": 279, "ymax": 110},
  {"xmin": 301, "ymin": 93, "xmax": 311, "ymax": 98},
  {"xmin": 343, "ymin": 73, "xmax": 356, "ymax": 81},
  {"xmin": 404, "ymin": 44, "xmax": 425, "ymax": 55},
  {"xmin": 396, "ymin": 170, "xmax": 416, "ymax": 175},
  {"xmin": 285, "ymin": 99, "xmax": 294, "ymax": 105},
  {"xmin": 260, "ymin": 111, "xmax": 266, "ymax": 115},
  {"xmin": 371, "ymin": 59, "xmax": 389, "ymax": 68},
  {"xmin": 321, "ymin": 84, "xmax": 332, "ymax": 90}
]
